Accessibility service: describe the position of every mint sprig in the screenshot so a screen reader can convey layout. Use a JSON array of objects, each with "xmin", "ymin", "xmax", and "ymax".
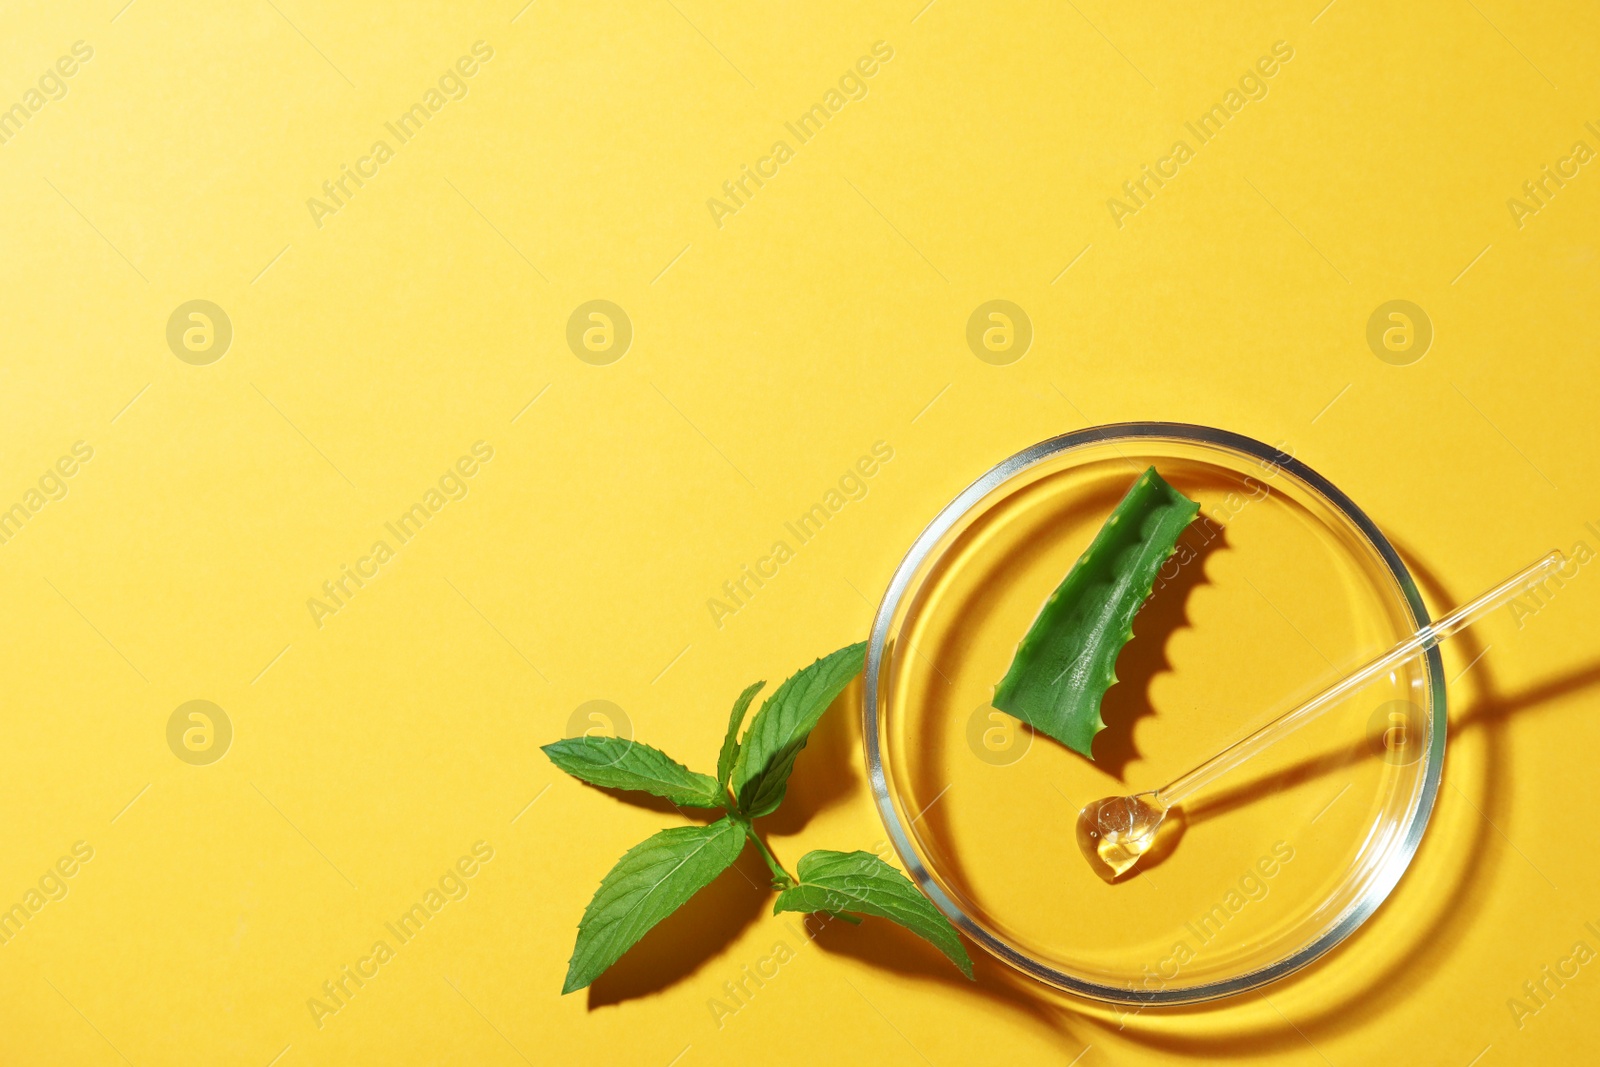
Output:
[
  {"xmin": 774, "ymin": 850, "xmax": 973, "ymax": 978},
  {"xmin": 542, "ymin": 737, "xmax": 723, "ymax": 808},
  {"xmin": 717, "ymin": 680, "xmax": 765, "ymax": 789},
  {"xmin": 732, "ymin": 644, "xmax": 866, "ymax": 817},
  {"xmin": 546, "ymin": 642, "xmax": 974, "ymax": 992},
  {"xmin": 561, "ymin": 819, "xmax": 746, "ymax": 993}
]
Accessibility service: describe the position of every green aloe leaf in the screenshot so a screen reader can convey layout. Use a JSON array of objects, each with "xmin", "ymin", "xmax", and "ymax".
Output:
[
  {"xmin": 716, "ymin": 681, "xmax": 766, "ymax": 789},
  {"xmin": 542, "ymin": 738, "xmax": 723, "ymax": 808},
  {"xmin": 993, "ymin": 466, "xmax": 1199, "ymax": 758},
  {"xmin": 773, "ymin": 850, "xmax": 973, "ymax": 978},
  {"xmin": 562, "ymin": 818, "xmax": 747, "ymax": 993},
  {"xmin": 732, "ymin": 643, "xmax": 865, "ymax": 817}
]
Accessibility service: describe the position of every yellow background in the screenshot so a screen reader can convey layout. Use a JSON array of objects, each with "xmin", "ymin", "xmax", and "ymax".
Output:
[{"xmin": 1, "ymin": 0, "xmax": 1597, "ymax": 1063}]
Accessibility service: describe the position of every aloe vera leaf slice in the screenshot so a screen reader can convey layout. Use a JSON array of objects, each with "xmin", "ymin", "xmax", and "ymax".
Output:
[{"xmin": 992, "ymin": 466, "xmax": 1200, "ymax": 759}]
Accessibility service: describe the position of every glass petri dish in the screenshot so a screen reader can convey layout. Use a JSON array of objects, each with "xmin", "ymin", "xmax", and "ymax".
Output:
[{"xmin": 863, "ymin": 423, "xmax": 1445, "ymax": 1005}]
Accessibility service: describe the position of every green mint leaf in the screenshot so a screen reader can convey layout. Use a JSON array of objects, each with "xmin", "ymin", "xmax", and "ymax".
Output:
[
  {"xmin": 993, "ymin": 466, "xmax": 1199, "ymax": 759},
  {"xmin": 542, "ymin": 738, "xmax": 722, "ymax": 808},
  {"xmin": 731, "ymin": 643, "xmax": 865, "ymax": 817},
  {"xmin": 773, "ymin": 850, "xmax": 973, "ymax": 979},
  {"xmin": 716, "ymin": 681, "xmax": 766, "ymax": 790},
  {"xmin": 562, "ymin": 818, "xmax": 747, "ymax": 993}
]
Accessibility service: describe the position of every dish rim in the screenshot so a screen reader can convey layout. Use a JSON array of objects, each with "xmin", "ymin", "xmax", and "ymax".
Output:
[{"xmin": 861, "ymin": 421, "xmax": 1447, "ymax": 1005}]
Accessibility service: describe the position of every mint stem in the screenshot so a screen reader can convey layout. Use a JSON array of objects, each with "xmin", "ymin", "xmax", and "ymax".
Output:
[{"xmin": 739, "ymin": 819, "xmax": 795, "ymax": 888}]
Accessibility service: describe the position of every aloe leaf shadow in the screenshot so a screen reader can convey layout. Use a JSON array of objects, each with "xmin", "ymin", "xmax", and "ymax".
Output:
[{"xmin": 1092, "ymin": 520, "xmax": 1227, "ymax": 778}]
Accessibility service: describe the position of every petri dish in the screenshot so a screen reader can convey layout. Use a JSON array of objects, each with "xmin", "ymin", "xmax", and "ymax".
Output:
[{"xmin": 863, "ymin": 423, "xmax": 1445, "ymax": 1005}]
